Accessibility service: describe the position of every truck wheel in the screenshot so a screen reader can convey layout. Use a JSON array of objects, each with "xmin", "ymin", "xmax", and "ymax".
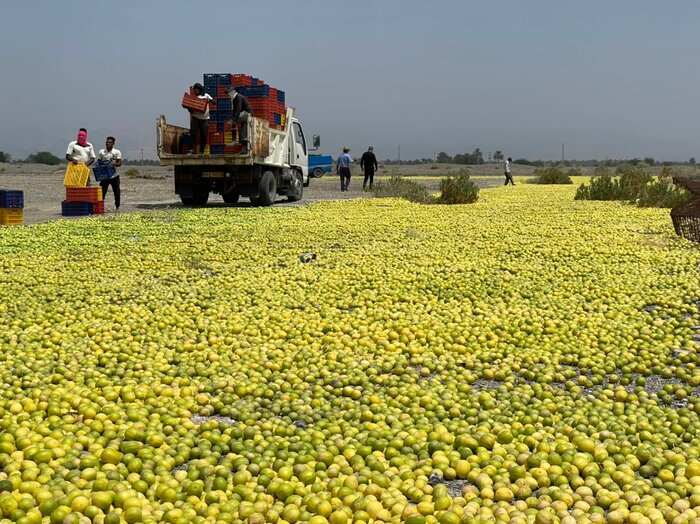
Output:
[
  {"xmin": 312, "ymin": 167, "xmax": 324, "ymax": 178},
  {"xmin": 258, "ymin": 171, "xmax": 277, "ymax": 206},
  {"xmin": 249, "ymin": 196, "xmax": 261, "ymax": 206},
  {"xmin": 223, "ymin": 190, "xmax": 240, "ymax": 204},
  {"xmin": 288, "ymin": 172, "xmax": 304, "ymax": 202},
  {"xmin": 180, "ymin": 186, "xmax": 209, "ymax": 206},
  {"xmin": 192, "ymin": 187, "xmax": 209, "ymax": 206}
]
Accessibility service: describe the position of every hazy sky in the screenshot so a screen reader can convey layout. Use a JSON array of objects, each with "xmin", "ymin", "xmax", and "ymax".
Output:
[{"xmin": 1, "ymin": 0, "xmax": 699, "ymax": 162}]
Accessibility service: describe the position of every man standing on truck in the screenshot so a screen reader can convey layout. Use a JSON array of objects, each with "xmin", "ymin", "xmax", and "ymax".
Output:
[
  {"xmin": 360, "ymin": 146, "xmax": 378, "ymax": 191},
  {"xmin": 97, "ymin": 136, "xmax": 123, "ymax": 211},
  {"xmin": 337, "ymin": 146, "xmax": 353, "ymax": 192},
  {"xmin": 226, "ymin": 86, "xmax": 253, "ymax": 154},
  {"xmin": 188, "ymin": 83, "xmax": 214, "ymax": 154}
]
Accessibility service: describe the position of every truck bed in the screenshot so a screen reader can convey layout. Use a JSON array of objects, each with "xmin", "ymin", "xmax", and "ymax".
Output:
[{"xmin": 157, "ymin": 115, "xmax": 280, "ymax": 167}]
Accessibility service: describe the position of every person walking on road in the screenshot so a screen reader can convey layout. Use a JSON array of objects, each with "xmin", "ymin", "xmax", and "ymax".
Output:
[
  {"xmin": 66, "ymin": 128, "xmax": 96, "ymax": 168},
  {"xmin": 504, "ymin": 157, "xmax": 515, "ymax": 186},
  {"xmin": 188, "ymin": 83, "xmax": 214, "ymax": 154},
  {"xmin": 97, "ymin": 136, "xmax": 123, "ymax": 211},
  {"xmin": 226, "ymin": 86, "xmax": 253, "ymax": 154},
  {"xmin": 360, "ymin": 146, "xmax": 378, "ymax": 191},
  {"xmin": 337, "ymin": 147, "xmax": 353, "ymax": 192}
]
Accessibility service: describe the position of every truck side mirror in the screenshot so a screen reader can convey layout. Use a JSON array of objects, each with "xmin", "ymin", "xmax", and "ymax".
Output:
[{"xmin": 313, "ymin": 135, "xmax": 320, "ymax": 148}]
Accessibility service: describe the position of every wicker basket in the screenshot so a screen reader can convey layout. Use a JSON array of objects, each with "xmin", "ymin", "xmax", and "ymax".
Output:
[{"xmin": 670, "ymin": 176, "xmax": 700, "ymax": 243}]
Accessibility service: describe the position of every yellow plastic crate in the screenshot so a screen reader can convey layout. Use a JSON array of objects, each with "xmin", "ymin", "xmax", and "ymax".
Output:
[
  {"xmin": 64, "ymin": 163, "xmax": 90, "ymax": 188},
  {"xmin": 0, "ymin": 208, "xmax": 23, "ymax": 225}
]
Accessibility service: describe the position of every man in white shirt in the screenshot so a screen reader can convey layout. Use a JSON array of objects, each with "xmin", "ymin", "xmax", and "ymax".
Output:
[
  {"xmin": 188, "ymin": 83, "xmax": 214, "ymax": 154},
  {"xmin": 504, "ymin": 157, "xmax": 515, "ymax": 186},
  {"xmin": 97, "ymin": 136, "xmax": 123, "ymax": 210},
  {"xmin": 66, "ymin": 128, "xmax": 96, "ymax": 167}
]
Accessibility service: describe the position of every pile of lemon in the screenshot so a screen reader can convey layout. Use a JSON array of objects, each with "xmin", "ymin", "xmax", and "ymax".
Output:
[{"xmin": 0, "ymin": 184, "xmax": 699, "ymax": 523}]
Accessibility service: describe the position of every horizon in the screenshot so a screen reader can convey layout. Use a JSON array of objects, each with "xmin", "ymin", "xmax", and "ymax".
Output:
[{"xmin": 1, "ymin": 1, "xmax": 699, "ymax": 163}]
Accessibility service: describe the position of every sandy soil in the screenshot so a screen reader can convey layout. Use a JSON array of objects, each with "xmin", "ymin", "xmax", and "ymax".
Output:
[{"xmin": 0, "ymin": 163, "xmax": 531, "ymax": 226}]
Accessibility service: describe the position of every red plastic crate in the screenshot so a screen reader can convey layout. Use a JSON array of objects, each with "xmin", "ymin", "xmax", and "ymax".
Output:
[
  {"xmin": 66, "ymin": 186, "xmax": 103, "ymax": 203},
  {"xmin": 231, "ymin": 74, "xmax": 253, "ymax": 88},
  {"xmin": 182, "ymin": 92, "xmax": 209, "ymax": 113},
  {"xmin": 208, "ymin": 132, "xmax": 225, "ymax": 145},
  {"xmin": 92, "ymin": 201, "xmax": 105, "ymax": 215},
  {"xmin": 224, "ymin": 144, "xmax": 244, "ymax": 155}
]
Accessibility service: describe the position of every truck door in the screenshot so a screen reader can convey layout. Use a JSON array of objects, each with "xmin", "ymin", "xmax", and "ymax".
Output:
[{"xmin": 292, "ymin": 121, "xmax": 309, "ymax": 183}]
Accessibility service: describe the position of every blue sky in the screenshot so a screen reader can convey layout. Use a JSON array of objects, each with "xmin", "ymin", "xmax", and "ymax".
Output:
[{"xmin": 1, "ymin": 0, "xmax": 699, "ymax": 161}]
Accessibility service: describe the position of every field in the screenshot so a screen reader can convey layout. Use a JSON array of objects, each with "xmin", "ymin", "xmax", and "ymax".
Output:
[{"xmin": 1, "ymin": 174, "xmax": 700, "ymax": 524}]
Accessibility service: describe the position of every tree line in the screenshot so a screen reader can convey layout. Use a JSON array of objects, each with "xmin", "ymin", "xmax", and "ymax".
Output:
[{"xmin": 0, "ymin": 151, "xmax": 160, "ymax": 166}]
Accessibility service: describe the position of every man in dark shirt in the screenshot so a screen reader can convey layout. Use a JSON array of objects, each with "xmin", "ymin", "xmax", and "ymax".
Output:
[
  {"xmin": 226, "ymin": 86, "xmax": 253, "ymax": 153},
  {"xmin": 360, "ymin": 146, "xmax": 378, "ymax": 190}
]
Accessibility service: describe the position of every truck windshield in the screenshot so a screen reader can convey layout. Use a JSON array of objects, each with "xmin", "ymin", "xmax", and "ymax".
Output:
[{"xmin": 293, "ymin": 122, "xmax": 307, "ymax": 155}]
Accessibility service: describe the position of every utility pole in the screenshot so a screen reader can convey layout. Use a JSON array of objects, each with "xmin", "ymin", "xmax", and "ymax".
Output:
[
  {"xmin": 141, "ymin": 148, "xmax": 144, "ymax": 166},
  {"xmin": 398, "ymin": 145, "xmax": 401, "ymax": 163},
  {"xmin": 561, "ymin": 142, "xmax": 565, "ymax": 162}
]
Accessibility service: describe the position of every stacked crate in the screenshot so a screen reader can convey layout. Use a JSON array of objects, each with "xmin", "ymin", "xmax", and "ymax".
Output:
[
  {"xmin": 197, "ymin": 73, "xmax": 287, "ymax": 155},
  {"xmin": 62, "ymin": 186, "xmax": 103, "ymax": 216},
  {"xmin": 0, "ymin": 190, "xmax": 24, "ymax": 226}
]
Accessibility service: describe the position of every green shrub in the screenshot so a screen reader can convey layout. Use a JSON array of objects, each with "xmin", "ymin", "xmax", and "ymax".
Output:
[
  {"xmin": 436, "ymin": 169, "xmax": 479, "ymax": 204},
  {"xmin": 575, "ymin": 175, "xmax": 623, "ymax": 201},
  {"xmin": 636, "ymin": 178, "xmax": 690, "ymax": 208},
  {"xmin": 531, "ymin": 166, "xmax": 574, "ymax": 185},
  {"xmin": 372, "ymin": 176, "xmax": 431, "ymax": 203},
  {"xmin": 125, "ymin": 168, "xmax": 140, "ymax": 178},
  {"xmin": 576, "ymin": 164, "xmax": 691, "ymax": 207}
]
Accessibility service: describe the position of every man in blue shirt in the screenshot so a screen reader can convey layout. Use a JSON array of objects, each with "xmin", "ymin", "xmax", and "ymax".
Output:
[{"xmin": 336, "ymin": 146, "xmax": 353, "ymax": 192}]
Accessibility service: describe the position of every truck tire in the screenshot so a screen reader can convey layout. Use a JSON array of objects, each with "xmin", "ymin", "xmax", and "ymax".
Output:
[
  {"xmin": 288, "ymin": 172, "xmax": 304, "ymax": 202},
  {"xmin": 180, "ymin": 187, "xmax": 209, "ymax": 206},
  {"xmin": 249, "ymin": 196, "xmax": 261, "ymax": 206},
  {"xmin": 223, "ymin": 190, "xmax": 240, "ymax": 204},
  {"xmin": 312, "ymin": 167, "xmax": 324, "ymax": 178},
  {"xmin": 258, "ymin": 171, "xmax": 277, "ymax": 207}
]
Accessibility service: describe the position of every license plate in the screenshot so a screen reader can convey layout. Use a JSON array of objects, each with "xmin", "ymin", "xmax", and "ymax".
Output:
[{"xmin": 202, "ymin": 172, "xmax": 225, "ymax": 178}]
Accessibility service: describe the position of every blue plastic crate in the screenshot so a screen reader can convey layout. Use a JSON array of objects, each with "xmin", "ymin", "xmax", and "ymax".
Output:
[
  {"xmin": 216, "ymin": 98, "xmax": 231, "ymax": 111},
  {"xmin": 203, "ymin": 85, "xmax": 216, "ymax": 97},
  {"xmin": 209, "ymin": 110, "xmax": 218, "ymax": 121},
  {"xmin": 210, "ymin": 145, "xmax": 224, "ymax": 155},
  {"xmin": 61, "ymin": 201, "xmax": 92, "ymax": 217},
  {"xmin": 216, "ymin": 73, "xmax": 231, "ymax": 86},
  {"xmin": 216, "ymin": 121, "xmax": 225, "ymax": 132},
  {"xmin": 92, "ymin": 162, "xmax": 116, "ymax": 182},
  {"xmin": 273, "ymin": 113, "xmax": 281, "ymax": 125},
  {"xmin": 203, "ymin": 74, "xmax": 217, "ymax": 87},
  {"xmin": 277, "ymin": 90, "xmax": 285, "ymax": 103},
  {"xmin": 0, "ymin": 189, "xmax": 24, "ymax": 208},
  {"xmin": 239, "ymin": 85, "xmax": 270, "ymax": 98}
]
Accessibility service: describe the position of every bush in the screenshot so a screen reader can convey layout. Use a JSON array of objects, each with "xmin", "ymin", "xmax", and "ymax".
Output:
[
  {"xmin": 636, "ymin": 179, "xmax": 690, "ymax": 208},
  {"xmin": 575, "ymin": 165, "xmax": 691, "ymax": 207},
  {"xmin": 436, "ymin": 169, "xmax": 479, "ymax": 204},
  {"xmin": 125, "ymin": 168, "xmax": 140, "ymax": 178},
  {"xmin": 372, "ymin": 176, "xmax": 431, "ymax": 203},
  {"xmin": 26, "ymin": 151, "xmax": 61, "ymax": 165},
  {"xmin": 575, "ymin": 175, "xmax": 623, "ymax": 201},
  {"xmin": 530, "ymin": 166, "xmax": 574, "ymax": 185}
]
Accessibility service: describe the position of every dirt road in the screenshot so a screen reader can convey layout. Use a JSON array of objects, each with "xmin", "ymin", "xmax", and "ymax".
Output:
[{"xmin": 0, "ymin": 163, "xmax": 521, "ymax": 225}]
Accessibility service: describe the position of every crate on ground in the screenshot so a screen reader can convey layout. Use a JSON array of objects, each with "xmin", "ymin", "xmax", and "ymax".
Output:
[
  {"xmin": 0, "ymin": 208, "xmax": 23, "ymax": 225},
  {"xmin": 64, "ymin": 163, "xmax": 90, "ymax": 188},
  {"xmin": 182, "ymin": 92, "xmax": 209, "ymax": 113},
  {"xmin": 61, "ymin": 201, "xmax": 92, "ymax": 217},
  {"xmin": 0, "ymin": 189, "xmax": 24, "ymax": 208},
  {"xmin": 92, "ymin": 201, "xmax": 105, "ymax": 215},
  {"xmin": 66, "ymin": 186, "xmax": 103, "ymax": 203}
]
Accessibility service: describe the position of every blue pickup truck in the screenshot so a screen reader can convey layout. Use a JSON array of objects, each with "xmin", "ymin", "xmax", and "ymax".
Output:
[{"xmin": 308, "ymin": 154, "xmax": 333, "ymax": 178}]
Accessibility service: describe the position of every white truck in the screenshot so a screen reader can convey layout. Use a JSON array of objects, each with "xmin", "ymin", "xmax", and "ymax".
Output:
[{"xmin": 156, "ymin": 107, "xmax": 319, "ymax": 206}]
